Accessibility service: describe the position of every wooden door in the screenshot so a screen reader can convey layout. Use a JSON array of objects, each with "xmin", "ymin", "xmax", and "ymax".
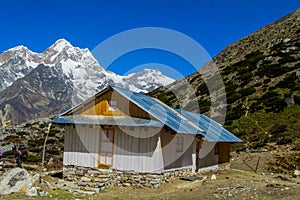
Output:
[{"xmin": 98, "ymin": 128, "xmax": 114, "ymax": 167}]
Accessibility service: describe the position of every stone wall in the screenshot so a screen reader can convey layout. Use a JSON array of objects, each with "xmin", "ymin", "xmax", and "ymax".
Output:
[{"xmin": 63, "ymin": 165, "xmax": 193, "ymax": 191}]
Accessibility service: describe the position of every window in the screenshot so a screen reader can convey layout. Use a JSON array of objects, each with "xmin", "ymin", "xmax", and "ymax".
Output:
[
  {"xmin": 215, "ymin": 143, "xmax": 219, "ymax": 155},
  {"xmin": 108, "ymin": 101, "xmax": 117, "ymax": 111},
  {"xmin": 176, "ymin": 136, "xmax": 184, "ymax": 152}
]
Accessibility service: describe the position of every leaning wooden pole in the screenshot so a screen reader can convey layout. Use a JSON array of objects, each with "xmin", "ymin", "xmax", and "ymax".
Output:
[{"xmin": 42, "ymin": 123, "xmax": 52, "ymax": 168}]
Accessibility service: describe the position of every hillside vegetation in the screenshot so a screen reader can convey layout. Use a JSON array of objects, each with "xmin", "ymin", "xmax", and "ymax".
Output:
[{"xmin": 149, "ymin": 8, "xmax": 300, "ymax": 171}]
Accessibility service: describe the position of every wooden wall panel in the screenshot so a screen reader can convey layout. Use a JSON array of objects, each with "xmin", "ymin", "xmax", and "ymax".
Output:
[
  {"xmin": 218, "ymin": 142, "xmax": 230, "ymax": 164},
  {"xmin": 67, "ymin": 89, "xmax": 151, "ymax": 119}
]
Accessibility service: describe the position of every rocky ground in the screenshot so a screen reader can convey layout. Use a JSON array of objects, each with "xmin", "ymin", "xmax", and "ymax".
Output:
[{"xmin": 0, "ymin": 166, "xmax": 299, "ymax": 200}]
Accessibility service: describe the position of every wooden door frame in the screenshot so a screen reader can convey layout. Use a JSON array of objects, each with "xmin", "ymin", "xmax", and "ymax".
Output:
[{"xmin": 98, "ymin": 128, "xmax": 115, "ymax": 168}]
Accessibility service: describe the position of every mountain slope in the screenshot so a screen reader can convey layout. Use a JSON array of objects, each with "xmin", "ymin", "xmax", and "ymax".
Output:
[
  {"xmin": 0, "ymin": 39, "xmax": 175, "ymax": 124},
  {"xmin": 149, "ymin": 8, "xmax": 300, "ymax": 151}
]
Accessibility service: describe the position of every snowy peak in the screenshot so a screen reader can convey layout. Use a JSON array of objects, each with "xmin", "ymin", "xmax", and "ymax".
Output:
[
  {"xmin": 123, "ymin": 69, "xmax": 175, "ymax": 93},
  {"xmin": 43, "ymin": 39, "xmax": 99, "ymax": 67},
  {"xmin": 0, "ymin": 45, "xmax": 37, "ymax": 64},
  {"xmin": 48, "ymin": 38, "xmax": 73, "ymax": 52},
  {"xmin": 125, "ymin": 69, "xmax": 174, "ymax": 85}
]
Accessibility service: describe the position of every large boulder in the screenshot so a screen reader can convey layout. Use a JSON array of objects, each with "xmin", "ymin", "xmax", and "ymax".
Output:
[{"xmin": 0, "ymin": 167, "xmax": 33, "ymax": 195}]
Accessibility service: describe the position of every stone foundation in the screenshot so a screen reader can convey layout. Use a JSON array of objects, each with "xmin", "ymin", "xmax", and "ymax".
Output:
[{"xmin": 63, "ymin": 165, "xmax": 193, "ymax": 190}]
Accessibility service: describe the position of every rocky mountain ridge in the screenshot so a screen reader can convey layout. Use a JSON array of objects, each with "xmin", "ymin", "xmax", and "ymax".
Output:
[{"xmin": 0, "ymin": 39, "xmax": 175, "ymax": 124}]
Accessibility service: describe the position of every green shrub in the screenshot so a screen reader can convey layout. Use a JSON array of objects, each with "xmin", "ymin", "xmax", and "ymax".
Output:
[
  {"xmin": 47, "ymin": 139, "xmax": 57, "ymax": 144},
  {"xmin": 226, "ymin": 104, "xmax": 245, "ymax": 122},
  {"xmin": 197, "ymin": 83, "xmax": 209, "ymax": 96},
  {"xmin": 259, "ymin": 91, "xmax": 287, "ymax": 113},
  {"xmin": 244, "ymin": 51, "xmax": 265, "ymax": 62},
  {"xmin": 27, "ymin": 154, "xmax": 42, "ymax": 163},
  {"xmin": 29, "ymin": 147, "xmax": 43, "ymax": 153},
  {"xmin": 47, "ymin": 149, "xmax": 61, "ymax": 155},
  {"xmin": 249, "ymin": 101, "xmax": 264, "ymax": 113},
  {"xmin": 263, "ymin": 78, "xmax": 271, "ymax": 84},
  {"xmin": 278, "ymin": 54, "xmax": 297, "ymax": 64},
  {"xmin": 276, "ymin": 72, "xmax": 298, "ymax": 90},
  {"xmin": 239, "ymin": 87, "xmax": 256, "ymax": 96},
  {"xmin": 239, "ymin": 72, "xmax": 253, "ymax": 83},
  {"xmin": 48, "ymin": 130, "xmax": 57, "ymax": 137},
  {"xmin": 28, "ymin": 139, "xmax": 44, "ymax": 147},
  {"xmin": 225, "ymin": 80, "xmax": 239, "ymax": 92},
  {"xmin": 227, "ymin": 92, "xmax": 242, "ymax": 104},
  {"xmin": 254, "ymin": 82, "xmax": 262, "ymax": 87},
  {"xmin": 198, "ymin": 99, "xmax": 211, "ymax": 113},
  {"xmin": 2, "ymin": 150, "xmax": 13, "ymax": 158},
  {"xmin": 222, "ymin": 65, "xmax": 236, "ymax": 75},
  {"xmin": 257, "ymin": 64, "xmax": 290, "ymax": 78}
]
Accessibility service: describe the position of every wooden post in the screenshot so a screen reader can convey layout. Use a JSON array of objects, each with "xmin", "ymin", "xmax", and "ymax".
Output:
[{"xmin": 42, "ymin": 123, "xmax": 52, "ymax": 168}]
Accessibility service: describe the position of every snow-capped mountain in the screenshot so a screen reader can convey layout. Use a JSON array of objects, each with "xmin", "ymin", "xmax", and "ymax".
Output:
[
  {"xmin": 122, "ymin": 69, "xmax": 175, "ymax": 92},
  {"xmin": 0, "ymin": 39, "xmax": 175, "ymax": 123}
]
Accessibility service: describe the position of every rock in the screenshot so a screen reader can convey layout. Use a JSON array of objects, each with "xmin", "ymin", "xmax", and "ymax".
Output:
[
  {"xmin": 144, "ymin": 182, "xmax": 152, "ymax": 187},
  {"xmin": 94, "ymin": 178, "xmax": 106, "ymax": 182},
  {"xmin": 147, "ymin": 174, "xmax": 161, "ymax": 179},
  {"xmin": 0, "ymin": 167, "xmax": 33, "ymax": 195},
  {"xmin": 123, "ymin": 182, "xmax": 131, "ymax": 187},
  {"xmin": 211, "ymin": 174, "xmax": 217, "ymax": 180},
  {"xmin": 294, "ymin": 170, "xmax": 300, "ymax": 176},
  {"xmin": 41, "ymin": 179, "xmax": 54, "ymax": 189},
  {"xmin": 84, "ymin": 187, "xmax": 100, "ymax": 193},
  {"xmin": 26, "ymin": 187, "xmax": 38, "ymax": 196},
  {"xmin": 47, "ymin": 157, "xmax": 54, "ymax": 165},
  {"xmin": 80, "ymin": 177, "xmax": 91, "ymax": 182},
  {"xmin": 78, "ymin": 181, "xmax": 87, "ymax": 186},
  {"xmin": 150, "ymin": 178, "xmax": 161, "ymax": 184},
  {"xmin": 38, "ymin": 189, "xmax": 49, "ymax": 196},
  {"xmin": 32, "ymin": 173, "xmax": 41, "ymax": 184},
  {"xmin": 95, "ymin": 182, "xmax": 106, "ymax": 187}
]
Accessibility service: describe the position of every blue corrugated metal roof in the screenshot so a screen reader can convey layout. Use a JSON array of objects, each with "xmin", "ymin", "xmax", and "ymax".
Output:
[
  {"xmin": 51, "ymin": 115, "xmax": 163, "ymax": 127},
  {"xmin": 175, "ymin": 109, "xmax": 242, "ymax": 142},
  {"xmin": 112, "ymin": 85, "xmax": 241, "ymax": 142}
]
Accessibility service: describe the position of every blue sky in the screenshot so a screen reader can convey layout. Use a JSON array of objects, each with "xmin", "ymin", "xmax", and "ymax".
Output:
[{"xmin": 1, "ymin": 0, "xmax": 299, "ymax": 79}]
